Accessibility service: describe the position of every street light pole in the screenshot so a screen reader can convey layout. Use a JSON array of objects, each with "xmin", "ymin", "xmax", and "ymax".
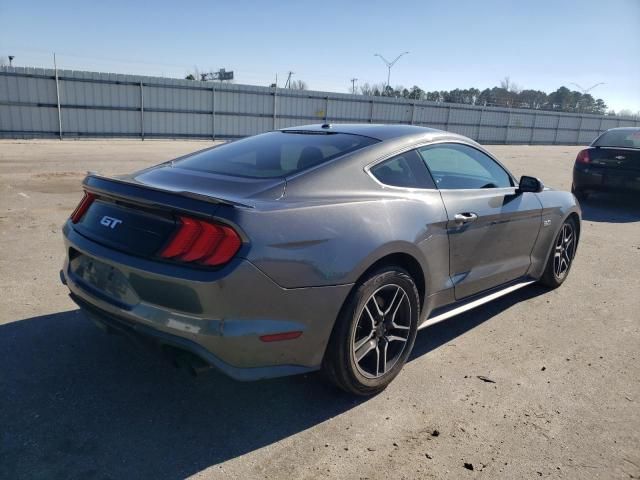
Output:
[
  {"xmin": 570, "ymin": 82, "xmax": 605, "ymax": 113},
  {"xmin": 570, "ymin": 82, "xmax": 606, "ymax": 95},
  {"xmin": 374, "ymin": 52, "xmax": 409, "ymax": 91}
]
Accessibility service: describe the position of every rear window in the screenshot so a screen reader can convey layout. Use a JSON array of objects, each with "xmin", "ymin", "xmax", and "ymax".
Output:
[
  {"xmin": 592, "ymin": 129, "xmax": 640, "ymax": 149},
  {"xmin": 176, "ymin": 131, "xmax": 379, "ymax": 178},
  {"xmin": 370, "ymin": 150, "xmax": 436, "ymax": 189}
]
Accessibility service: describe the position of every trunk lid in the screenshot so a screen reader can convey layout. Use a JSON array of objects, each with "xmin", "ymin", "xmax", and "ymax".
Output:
[
  {"xmin": 589, "ymin": 147, "xmax": 640, "ymax": 172},
  {"xmin": 73, "ymin": 195, "xmax": 178, "ymax": 258},
  {"xmin": 73, "ymin": 164, "xmax": 282, "ymax": 260}
]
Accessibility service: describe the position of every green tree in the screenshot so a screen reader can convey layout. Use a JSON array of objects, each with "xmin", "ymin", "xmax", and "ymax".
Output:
[
  {"xmin": 354, "ymin": 79, "xmax": 612, "ymax": 115},
  {"xmin": 518, "ymin": 89, "xmax": 547, "ymax": 109},
  {"xmin": 407, "ymin": 85, "xmax": 425, "ymax": 100},
  {"xmin": 289, "ymin": 79, "xmax": 307, "ymax": 90},
  {"xmin": 594, "ymin": 99, "xmax": 607, "ymax": 114},
  {"xmin": 425, "ymin": 91, "xmax": 442, "ymax": 102},
  {"xmin": 548, "ymin": 86, "xmax": 572, "ymax": 111}
]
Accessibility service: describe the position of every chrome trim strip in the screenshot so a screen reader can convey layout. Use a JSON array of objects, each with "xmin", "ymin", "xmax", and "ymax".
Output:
[{"xmin": 418, "ymin": 280, "xmax": 536, "ymax": 330}]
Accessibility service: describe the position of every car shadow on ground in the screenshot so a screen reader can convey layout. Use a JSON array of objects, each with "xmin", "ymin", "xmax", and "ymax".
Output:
[
  {"xmin": 580, "ymin": 192, "xmax": 640, "ymax": 223},
  {"xmin": 1, "ymin": 285, "xmax": 548, "ymax": 479},
  {"xmin": 411, "ymin": 283, "xmax": 547, "ymax": 360}
]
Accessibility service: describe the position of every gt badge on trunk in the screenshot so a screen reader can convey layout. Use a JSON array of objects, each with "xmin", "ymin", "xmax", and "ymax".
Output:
[{"xmin": 100, "ymin": 215, "xmax": 123, "ymax": 229}]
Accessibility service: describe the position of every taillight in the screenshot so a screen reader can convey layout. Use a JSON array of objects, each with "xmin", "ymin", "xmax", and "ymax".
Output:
[
  {"xmin": 70, "ymin": 191, "xmax": 96, "ymax": 223},
  {"xmin": 159, "ymin": 216, "xmax": 242, "ymax": 267},
  {"xmin": 576, "ymin": 149, "xmax": 591, "ymax": 165}
]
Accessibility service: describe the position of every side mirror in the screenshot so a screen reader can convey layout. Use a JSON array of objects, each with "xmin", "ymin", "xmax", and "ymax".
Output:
[{"xmin": 516, "ymin": 175, "xmax": 544, "ymax": 194}]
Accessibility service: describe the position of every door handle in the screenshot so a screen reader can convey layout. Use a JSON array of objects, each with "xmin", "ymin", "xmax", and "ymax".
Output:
[{"xmin": 454, "ymin": 212, "xmax": 478, "ymax": 224}]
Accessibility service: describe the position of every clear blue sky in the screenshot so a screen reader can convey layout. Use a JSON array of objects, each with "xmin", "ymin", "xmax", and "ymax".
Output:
[{"xmin": 1, "ymin": 0, "xmax": 639, "ymax": 112}]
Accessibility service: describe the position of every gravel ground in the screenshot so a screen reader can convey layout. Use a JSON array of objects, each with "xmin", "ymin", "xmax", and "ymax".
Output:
[{"xmin": 1, "ymin": 140, "xmax": 639, "ymax": 480}]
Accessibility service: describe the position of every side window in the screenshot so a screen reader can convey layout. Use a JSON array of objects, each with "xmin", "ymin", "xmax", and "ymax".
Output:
[
  {"xmin": 370, "ymin": 150, "xmax": 436, "ymax": 189},
  {"xmin": 418, "ymin": 144, "xmax": 513, "ymax": 190}
]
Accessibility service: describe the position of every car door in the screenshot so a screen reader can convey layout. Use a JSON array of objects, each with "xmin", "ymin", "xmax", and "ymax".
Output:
[
  {"xmin": 368, "ymin": 149, "xmax": 452, "ymax": 298},
  {"xmin": 417, "ymin": 143, "xmax": 542, "ymax": 300}
]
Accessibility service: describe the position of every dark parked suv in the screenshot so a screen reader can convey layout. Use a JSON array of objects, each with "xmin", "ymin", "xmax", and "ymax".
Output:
[{"xmin": 572, "ymin": 127, "xmax": 640, "ymax": 201}]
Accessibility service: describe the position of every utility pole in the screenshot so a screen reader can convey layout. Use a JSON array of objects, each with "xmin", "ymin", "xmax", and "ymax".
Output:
[
  {"xmin": 374, "ymin": 52, "xmax": 409, "ymax": 92},
  {"xmin": 350, "ymin": 78, "xmax": 358, "ymax": 94},
  {"xmin": 285, "ymin": 71, "xmax": 294, "ymax": 89}
]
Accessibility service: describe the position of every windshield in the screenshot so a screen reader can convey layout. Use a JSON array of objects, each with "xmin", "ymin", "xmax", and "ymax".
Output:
[
  {"xmin": 175, "ymin": 131, "xmax": 379, "ymax": 178},
  {"xmin": 592, "ymin": 129, "xmax": 640, "ymax": 149}
]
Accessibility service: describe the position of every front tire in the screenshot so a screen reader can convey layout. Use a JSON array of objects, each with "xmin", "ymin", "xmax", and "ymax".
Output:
[
  {"xmin": 322, "ymin": 266, "xmax": 420, "ymax": 396},
  {"xmin": 539, "ymin": 216, "xmax": 578, "ymax": 289}
]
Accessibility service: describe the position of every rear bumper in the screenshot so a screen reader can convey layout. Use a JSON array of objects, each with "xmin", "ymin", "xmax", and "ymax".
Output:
[
  {"xmin": 68, "ymin": 292, "xmax": 315, "ymax": 380},
  {"xmin": 573, "ymin": 166, "xmax": 640, "ymax": 193},
  {"xmin": 61, "ymin": 222, "xmax": 353, "ymax": 381}
]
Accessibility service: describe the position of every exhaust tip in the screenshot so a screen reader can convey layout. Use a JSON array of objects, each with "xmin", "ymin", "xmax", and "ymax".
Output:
[{"xmin": 164, "ymin": 346, "xmax": 212, "ymax": 376}]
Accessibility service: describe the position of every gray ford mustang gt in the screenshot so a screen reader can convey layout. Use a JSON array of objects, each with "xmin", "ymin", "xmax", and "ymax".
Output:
[{"xmin": 61, "ymin": 124, "xmax": 581, "ymax": 395}]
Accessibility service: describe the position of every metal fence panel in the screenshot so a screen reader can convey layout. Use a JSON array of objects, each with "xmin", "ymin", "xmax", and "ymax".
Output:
[
  {"xmin": 0, "ymin": 71, "xmax": 55, "ymax": 104},
  {"xmin": 144, "ymin": 85, "xmax": 209, "ymax": 111},
  {"xmin": 558, "ymin": 116, "xmax": 580, "ymax": 130},
  {"xmin": 450, "ymin": 107, "xmax": 482, "ymax": 127},
  {"xmin": 62, "ymin": 80, "xmax": 139, "ymax": 108},
  {"xmin": 373, "ymin": 100, "xmax": 410, "ymax": 123},
  {"xmin": 482, "ymin": 109, "xmax": 510, "ymax": 126},
  {"xmin": 581, "ymin": 117, "xmax": 600, "ymax": 130},
  {"xmin": 532, "ymin": 127, "xmax": 556, "ymax": 144},
  {"xmin": 508, "ymin": 127, "xmax": 531, "ymax": 143},
  {"xmin": 415, "ymin": 105, "xmax": 448, "ymax": 124},
  {"xmin": 330, "ymin": 98, "xmax": 370, "ymax": 120},
  {"xmin": 509, "ymin": 113, "xmax": 534, "ymax": 128},
  {"xmin": 619, "ymin": 119, "xmax": 637, "ymax": 127},
  {"xmin": 479, "ymin": 126, "xmax": 508, "ymax": 143},
  {"xmin": 578, "ymin": 129, "xmax": 597, "ymax": 144},
  {"xmin": 146, "ymin": 111, "xmax": 210, "ymax": 137},
  {"xmin": 556, "ymin": 128, "xmax": 578, "ymax": 144},
  {"xmin": 278, "ymin": 93, "xmax": 326, "ymax": 120},
  {"xmin": 219, "ymin": 90, "xmax": 271, "ymax": 116},
  {"xmin": 62, "ymin": 107, "xmax": 139, "ymax": 135},
  {"xmin": 0, "ymin": 105, "xmax": 58, "ymax": 134},
  {"xmin": 600, "ymin": 118, "xmax": 618, "ymax": 129},
  {"xmin": 447, "ymin": 124, "xmax": 476, "ymax": 139},
  {"xmin": 1, "ymin": 66, "xmax": 638, "ymax": 142}
]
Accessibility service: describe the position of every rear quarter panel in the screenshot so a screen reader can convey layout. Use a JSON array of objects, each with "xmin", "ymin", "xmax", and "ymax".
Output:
[{"xmin": 230, "ymin": 193, "xmax": 450, "ymax": 296}]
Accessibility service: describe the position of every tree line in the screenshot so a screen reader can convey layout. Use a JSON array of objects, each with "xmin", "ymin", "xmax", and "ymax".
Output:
[
  {"xmin": 182, "ymin": 68, "xmax": 635, "ymax": 117},
  {"xmin": 357, "ymin": 77, "xmax": 614, "ymax": 115}
]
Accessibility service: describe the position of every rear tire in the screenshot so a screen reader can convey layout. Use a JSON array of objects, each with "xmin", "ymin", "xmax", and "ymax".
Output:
[
  {"xmin": 322, "ymin": 266, "xmax": 420, "ymax": 396},
  {"xmin": 539, "ymin": 216, "xmax": 578, "ymax": 289}
]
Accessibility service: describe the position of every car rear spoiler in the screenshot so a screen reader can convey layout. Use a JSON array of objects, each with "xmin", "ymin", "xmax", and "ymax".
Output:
[{"xmin": 82, "ymin": 174, "xmax": 254, "ymax": 214}]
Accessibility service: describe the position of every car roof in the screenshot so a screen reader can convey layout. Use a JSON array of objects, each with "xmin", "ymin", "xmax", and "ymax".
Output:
[{"xmin": 280, "ymin": 123, "xmax": 450, "ymax": 141}]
